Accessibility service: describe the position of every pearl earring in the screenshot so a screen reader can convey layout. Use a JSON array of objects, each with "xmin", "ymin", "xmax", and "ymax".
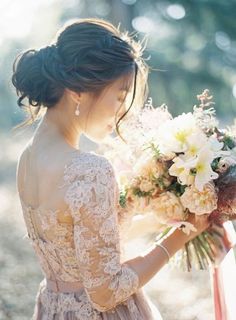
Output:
[{"xmin": 75, "ymin": 102, "xmax": 80, "ymax": 116}]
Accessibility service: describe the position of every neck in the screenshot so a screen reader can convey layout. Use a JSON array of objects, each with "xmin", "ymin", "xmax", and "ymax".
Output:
[{"xmin": 35, "ymin": 108, "xmax": 81, "ymax": 150}]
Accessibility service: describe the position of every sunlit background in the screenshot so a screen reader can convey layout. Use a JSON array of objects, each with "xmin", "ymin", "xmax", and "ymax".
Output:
[{"xmin": 0, "ymin": 0, "xmax": 236, "ymax": 319}]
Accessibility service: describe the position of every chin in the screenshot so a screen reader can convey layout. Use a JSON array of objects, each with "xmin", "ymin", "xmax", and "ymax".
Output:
[
  {"xmin": 84, "ymin": 132, "xmax": 107, "ymax": 144},
  {"xmin": 85, "ymin": 125, "xmax": 114, "ymax": 143}
]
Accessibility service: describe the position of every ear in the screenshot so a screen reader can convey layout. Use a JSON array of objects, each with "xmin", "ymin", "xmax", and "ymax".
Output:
[{"xmin": 65, "ymin": 88, "xmax": 82, "ymax": 104}]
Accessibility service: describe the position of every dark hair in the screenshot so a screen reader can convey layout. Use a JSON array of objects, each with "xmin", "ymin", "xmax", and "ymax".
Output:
[{"xmin": 12, "ymin": 18, "xmax": 148, "ymax": 138}]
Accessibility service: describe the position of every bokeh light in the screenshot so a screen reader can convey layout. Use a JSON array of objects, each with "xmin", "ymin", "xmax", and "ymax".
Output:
[
  {"xmin": 132, "ymin": 16, "xmax": 155, "ymax": 33},
  {"xmin": 215, "ymin": 31, "xmax": 231, "ymax": 51},
  {"xmin": 233, "ymin": 83, "xmax": 236, "ymax": 98},
  {"xmin": 166, "ymin": 4, "xmax": 186, "ymax": 20}
]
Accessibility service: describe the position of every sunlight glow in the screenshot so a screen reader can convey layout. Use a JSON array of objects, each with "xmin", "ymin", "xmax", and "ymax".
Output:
[{"xmin": 0, "ymin": 0, "xmax": 58, "ymax": 40}]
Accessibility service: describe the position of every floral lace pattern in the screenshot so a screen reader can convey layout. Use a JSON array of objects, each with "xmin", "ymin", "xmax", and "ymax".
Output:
[
  {"xmin": 20, "ymin": 152, "xmax": 147, "ymax": 319},
  {"xmin": 35, "ymin": 279, "xmax": 102, "ymax": 320},
  {"xmin": 63, "ymin": 153, "xmax": 140, "ymax": 311},
  {"xmin": 22, "ymin": 203, "xmax": 81, "ymax": 283}
]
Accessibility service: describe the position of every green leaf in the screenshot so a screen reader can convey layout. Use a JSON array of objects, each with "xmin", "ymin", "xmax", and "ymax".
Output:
[
  {"xmin": 211, "ymin": 158, "xmax": 220, "ymax": 171},
  {"xmin": 167, "ymin": 181, "xmax": 187, "ymax": 196},
  {"xmin": 143, "ymin": 141, "xmax": 161, "ymax": 159},
  {"xmin": 119, "ymin": 190, "xmax": 127, "ymax": 208},
  {"xmin": 154, "ymin": 176, "xmax": 165, "ymax": 190},
  {"xmin": 133, "ymin": 187, "xmax": 152, "ymax": 197},
  {"xmin": 223, "ymin": 135, "xmax": 235, "ymax": 150}
]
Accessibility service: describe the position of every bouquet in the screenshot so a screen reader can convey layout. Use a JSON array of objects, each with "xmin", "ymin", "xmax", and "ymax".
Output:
[{"xmin": 104, "ymin": 89, "xmax": 236, "ymax": 271}]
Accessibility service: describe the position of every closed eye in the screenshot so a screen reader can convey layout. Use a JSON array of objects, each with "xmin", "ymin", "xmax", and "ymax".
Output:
[
  {"xmin": 118, "ymin": 96, "xmax": 126, "ymax": 103},
  {"xmin": 117, "ymin": 90, "xmax": 129, "ymax": 103}
]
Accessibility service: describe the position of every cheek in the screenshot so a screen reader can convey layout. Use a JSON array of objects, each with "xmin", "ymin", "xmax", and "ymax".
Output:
[
  {"xmin": 102, "ymin": 97, "xmax": 120, "ymax": 119},
  {"xmin": 87, "ymin": 95, "xmax": 121, "ymax": 129}
]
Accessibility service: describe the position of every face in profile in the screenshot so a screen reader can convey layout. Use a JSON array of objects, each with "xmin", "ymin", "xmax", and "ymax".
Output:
[{"xmin": 77, "ymin": 73, "xmax": 134, "ymax": 142}]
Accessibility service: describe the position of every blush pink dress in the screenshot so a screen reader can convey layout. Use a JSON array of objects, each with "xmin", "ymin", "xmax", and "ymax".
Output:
[{"xmin": 18, "ymin": 150, "xmax": 162, "ymax": 320}]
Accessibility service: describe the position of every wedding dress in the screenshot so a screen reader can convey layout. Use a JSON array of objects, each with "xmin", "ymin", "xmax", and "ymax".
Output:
[{"xmin": 17, "ymin": 146, "xmax": 162, "ymax": 320}]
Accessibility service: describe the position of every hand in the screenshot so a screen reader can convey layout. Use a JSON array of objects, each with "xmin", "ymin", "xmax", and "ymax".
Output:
[{"xmin": 186, "ymin": 213, "xmax": 210, "ymax": 241}]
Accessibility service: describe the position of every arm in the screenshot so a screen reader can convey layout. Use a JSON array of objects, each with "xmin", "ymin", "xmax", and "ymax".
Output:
[
  {"xmin": 125, "ymin": 226, "xmax": 194, "ymax": 288},
  {"xmin": 65, "ymin": 156, "xmax": 208, "ymax": 312}
]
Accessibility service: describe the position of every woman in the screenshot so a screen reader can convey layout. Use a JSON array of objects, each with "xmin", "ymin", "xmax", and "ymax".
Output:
[{"xmin": 12, "ymin": 18, "xmax": 209, "ymax": 320}]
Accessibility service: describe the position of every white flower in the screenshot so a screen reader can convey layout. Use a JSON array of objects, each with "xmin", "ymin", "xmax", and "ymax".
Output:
[
  {"xmin": 172, "ymin": 145, "xmax": 218, "ymax": 191},
  {"xmin": 192, "ymin": 147, "xmax": 219, "ymax": 191},
  {"xmin": 167, "ymin": 130, "xmax": 227, "ymax": 190},
  {"xmin": 157, "ymin": 113, "xmax": 199, "ymax": 154},
  {"xmin": 208, "ymin": 135, "xmax": 228, "ymax": 157},
  {"xmin": 169, "ymin": 155, "xmax": 195, "ymax": 186},
  {"xmin": 185, "ymin": 132, "xmax": 208, "ymax": 158}
]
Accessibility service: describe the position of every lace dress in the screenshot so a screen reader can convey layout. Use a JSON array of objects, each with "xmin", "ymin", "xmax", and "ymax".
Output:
[{"xmin": 19, "ymin": 151, "xmax": 162, "ymax": 320}]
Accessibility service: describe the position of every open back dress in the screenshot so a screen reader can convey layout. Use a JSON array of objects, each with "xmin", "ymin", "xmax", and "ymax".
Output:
[{"xmin": 17, "ymin": 143, "xmax": 162, "ymax": 320}]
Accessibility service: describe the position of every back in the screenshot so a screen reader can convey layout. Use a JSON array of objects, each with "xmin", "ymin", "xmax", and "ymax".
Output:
[
  {"xmin": 16, "ymin": 140, "xmax": 125, "ymax": 280},
  {"xmin": 16, "ymin": 140, "xmax": 85, "ymax": 282},
  {"xmin": 16, "ymin": 139, "xmax": 146, "ymax": 316},
  {"xmin": 16, "ymin": 139, "xmax": 78, "ymax": 214}
]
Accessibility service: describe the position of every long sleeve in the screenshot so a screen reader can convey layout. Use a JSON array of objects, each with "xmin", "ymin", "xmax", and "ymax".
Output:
[{"xmin": 64, "ymin": 154, "xmax": 139, "ymax": 312}]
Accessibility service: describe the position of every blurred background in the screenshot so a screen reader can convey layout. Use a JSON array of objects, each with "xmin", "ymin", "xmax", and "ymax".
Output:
[{"xmin": 0, "ymin": 0, "xmax": 236, "ymax": 319}]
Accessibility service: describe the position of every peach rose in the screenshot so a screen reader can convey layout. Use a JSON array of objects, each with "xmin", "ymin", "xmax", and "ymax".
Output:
[
  {"xmin": 147, "ymin": 191, "xmax": 186, "ymax": 224},
  {"xmin": 180, "ymin": 183, "xmax": 217, "ymax": 215}
]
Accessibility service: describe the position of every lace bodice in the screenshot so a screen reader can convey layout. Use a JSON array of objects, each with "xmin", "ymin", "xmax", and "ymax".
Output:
[{"xmin": 19, "ymin": 151, "xmax": 140, "ymax": 314}]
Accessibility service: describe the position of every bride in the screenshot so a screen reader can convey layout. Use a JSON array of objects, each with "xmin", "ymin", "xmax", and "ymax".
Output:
[{"xmin": 12, "ymin": 18, "xmax": 209, "ymax": 320}]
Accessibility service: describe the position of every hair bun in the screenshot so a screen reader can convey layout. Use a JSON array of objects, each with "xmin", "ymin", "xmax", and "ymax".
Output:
[
  {"xmin": 12, "ymin": 45, "xmax": 63, "ymax": 108},
  {"xmin": 37, "ymin": 45, "xmax": 57, "ymax": 65}
]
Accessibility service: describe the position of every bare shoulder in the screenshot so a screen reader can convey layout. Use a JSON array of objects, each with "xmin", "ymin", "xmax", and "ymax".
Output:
[{"xmin": 16, "ymin": 142, "xmax": 32, "ymax": 195}]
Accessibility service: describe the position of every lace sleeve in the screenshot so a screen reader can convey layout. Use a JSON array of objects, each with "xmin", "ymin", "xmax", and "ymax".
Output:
[{"xmin": 64, "ymin": 155, "xmax": 139, "ymax": 312}]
